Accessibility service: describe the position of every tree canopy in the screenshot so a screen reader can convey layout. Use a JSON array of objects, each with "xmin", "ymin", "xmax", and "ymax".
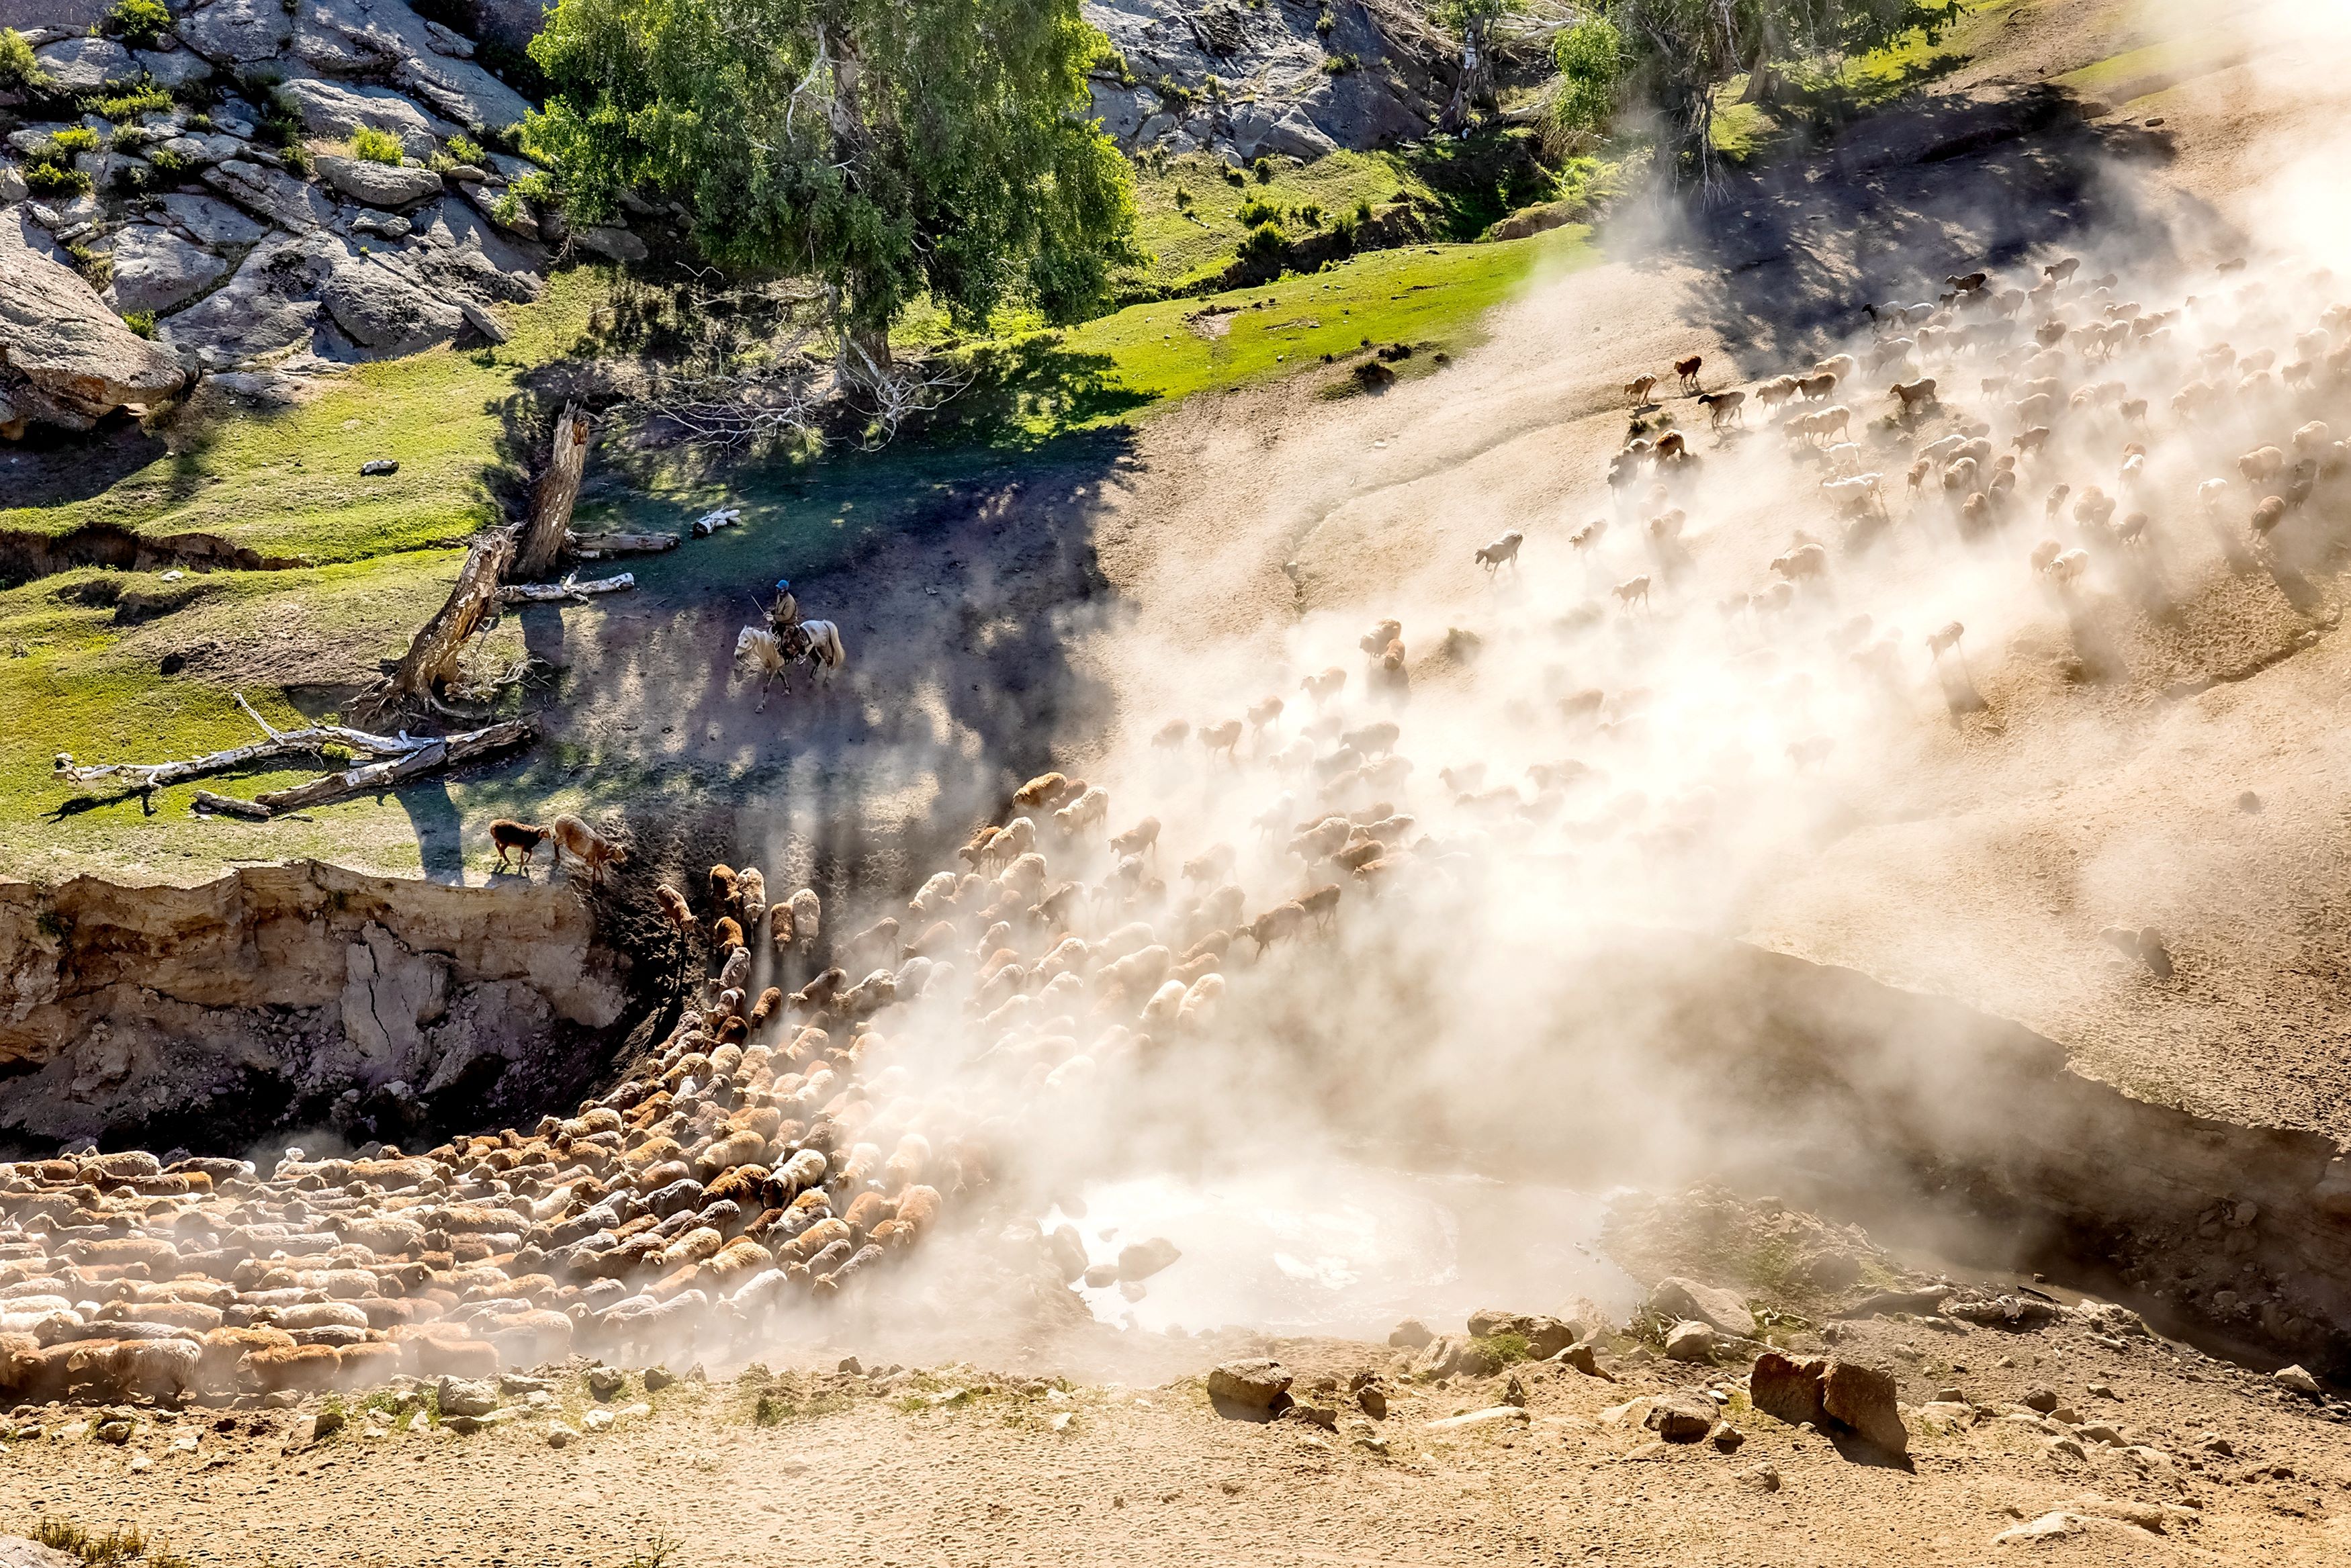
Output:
[
  {"xmin": 1555, "ymin": 0, "xmax": 1963, "ymax": 177},
  {"xmin": 524, "ymin": 0, "xmax": 1141, "ymax": 369}
]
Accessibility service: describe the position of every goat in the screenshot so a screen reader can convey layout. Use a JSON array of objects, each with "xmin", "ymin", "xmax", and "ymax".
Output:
[
  {"xmin": 1675, "ymin": 355, "xmax": 1704, "ymax": 392},
  {"xmin": 1625, "ymin": 373, "xmax": 1659, "ymax": 406},
  {"xmin": 488, "ymin": 819, "xmax": 547, "ymax": 872},
  {"xmin": 549, "ymin": 814, "xmax": 627, "ymax": 887}
]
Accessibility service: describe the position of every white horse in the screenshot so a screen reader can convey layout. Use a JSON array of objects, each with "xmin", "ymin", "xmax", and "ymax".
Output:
[{"xmin": 732, "ymin": 620, "xmax": 847, "ymax": 709}]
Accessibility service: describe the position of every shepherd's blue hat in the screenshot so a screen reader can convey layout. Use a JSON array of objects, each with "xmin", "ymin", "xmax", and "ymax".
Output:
[{"xmin": 774, "ymin": 579, "xmax": 791, "ymax": 593}]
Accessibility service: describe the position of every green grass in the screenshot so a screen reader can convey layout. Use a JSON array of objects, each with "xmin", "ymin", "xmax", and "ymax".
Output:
[
  {"xmin": 1710, "ymin": 0, "xmax": 2023, "ymax": 161},
  {"xmin": 2053, "ymin": 27, "xmax": 2245, "ymax": 102},
  {"xmin": 1127, "ymin": 150, "xmax": 1432, "ymax": 290},
  {"xmin": 0, "ymin": 273, "xmax": 605, "ymax": 560}
]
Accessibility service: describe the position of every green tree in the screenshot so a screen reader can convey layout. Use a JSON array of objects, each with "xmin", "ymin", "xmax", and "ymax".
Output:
[
  {"xmin": 1548, "ymin": 16, "xmax": 1624, "ymax": 142},
  {"xmin": 525, "ymin": 0, "xmax": 1141, "ymax": 380},
  {"xmin": 1595, "ymin": 0, "xmax": 1961, "ymax": 179}
]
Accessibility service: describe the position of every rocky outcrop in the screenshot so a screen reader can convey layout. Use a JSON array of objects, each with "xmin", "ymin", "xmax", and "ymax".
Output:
[
  {"xmin": 1082, "ymin": 0, "xmax": 1445, "ymax": 161},
  {"xmin": 0, "ymin": 862, "xmax": 644, "ymax": 1151},
  {"xmin": 0, "ymin": 227, "xmax": 190, "ymax": 436},
  {"xmin": 0, "ymin": 0, "xmax": 631, "ymax": 422}
]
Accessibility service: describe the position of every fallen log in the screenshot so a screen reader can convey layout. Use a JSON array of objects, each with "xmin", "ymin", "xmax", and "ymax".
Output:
[
  {"xmin": 196, "ymin": 719, "xmax": 539, "ymax": 817},
  {"xmin": 494, "ymin": 572, "xmax": 635, "ymax": 604},
  {"xmin": 565, "ymin": 532, "xmax": 678, "ymax": 558},
  {"xmin": 189, "ymin": 790, "xmax": 271, "ymax": 820},
  {"xmin": 56, "ymin": 694, "xmax": 459, "ymax": 792}
]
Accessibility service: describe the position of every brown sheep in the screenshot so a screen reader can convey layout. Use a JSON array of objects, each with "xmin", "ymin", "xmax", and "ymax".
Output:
[
  {"xmin": 1249, "ymin": 901, "xmax": 1306, "ymax": 955},
  {"xmin": 1110, "ymin": 817, "xmax": 1162, "ymax": 859},
  {"xmin": 1626, "ymin": 373, "xmax": 1659, "ymax": 406},
  {"xmin": 1247, "ymin": 696, "xmax": 1284, "ymax": 735},
  {"xmin": 549, "ymin": 814, "xmax": 627, "ymax": 886},
  {"xmin": 2251, "ymin": 496, "xmax": 2289, "ymax": 535},
  {"xmin": 1012, "ymin": 772, "xmax": 1068, "ymax": 810},
  {"xmin": 1613, "ymin": 575, "xmax": 1651, "ymax": 610},
  {"xmin": 1359, "ymin": 618, "xmax": 1403, "ymax": 655},
  {"xmin": 709, "ymin": 864, "xmax": 739, "ymax": 907},
  {"xmin": 1887, "ymin": 377, "xmax": 1937, "ymax": 414},
  {"xmin": 1798, "ymin": 371, "xmax": 1838, "ymax": 402},
  {"xmin": 1696, "ymin": 389, "xmax": 1746, "ymax": 428},
  {"xmin": 655, "ymin": 885, "xmax": 697, "ymax": 937},
  {"xmin": 748, "ymin": 986, "xmax": 783, "ymax": 1028},
  {"xmin": 1300, "ymin": 667, "xmax": 1347, "ymax": 703},
  {"xmin": 488, "ymin": 819, "xmax": 547, "ymax": 871},
  {"xmin": 2240, "ymin": 446, "xmax": 2285, "ymax": 485},
  {"xmin": 1198, "ymin": 720, "xmax": 1243, "ymax": 761},
  {"xmin": 1151, "ymin": 720, "xmax": 1190, "ymax": 749},
  {"xmin": 711, "ymin": 917, "xmax": 745, "ymax": 953},
  {"xmin": 1925, "ymin": 621, "xmax": 1965, "ymax": 659},
  {"xmin": 1674, "ymin": 355, "xmax": 1703, "ymax": 392}
]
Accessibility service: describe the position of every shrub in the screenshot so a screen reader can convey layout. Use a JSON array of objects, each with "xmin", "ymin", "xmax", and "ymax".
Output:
[
  {"xmin": 50, "ymin": 127, "xmax": 101, "ymax": 155},
  {"xmin": 1292, "ymin": 201, "xmax": 1323, "ymax": 228},
  {"xmin": 1316, "ymin": 3, "xmax": 1335, "ymax": 36},
  {"xmin": 145, "ymin": 144, "xmax": 189, "ymax": 179},
  {"xmin": 1239, "ymin": 220, "xmax": 1286, "ymax": 260},
  {"xmin": 95, "ymin": 81, "xmax": 172, "ymax": 120},
  {"xmin": 103, "ymin": 0, "xmax": 173, "ymax": 48},
  {"xmin": 1320, "ymin": 52, "xmax": 1358, "ymax": 75},
  {"xmin": 1, "ymin": 27, "xmax": 51, "ymax": 91},
  {"xmin": 1234, "ymin": 194, "xmax": 1281, "ymax": 226},
  {"xmin": 1171, "ymin": 185, "xmax": 1192, "ymax": 210},
  {"xmin": 67, "ymin": 244, "xmax": 112, "ymax": 289},
  {"xmin": 445, "ymin": 133, "xmax": 488, "ymax": 167},
  {"xmin": 24, "ymin": 161, "xmax": 93, "ymax": 195},
  {"xmin": 1251, "ymin": 155, "xmax": 1274, "ymax": 182},
  {"xmin": 122, "ymin": 310, "xmax": 157, "ymax": 338},
  {"xmin": 349, "ymin": 125, "xmax": 404, "ymax": 164},
  {"xmin": 1220, "ymin": 163, "xmax": 1245, "ymax": 186},
  {"xmin": 258, "ymin": 87, "xmax": 303, "ymax": 148}
]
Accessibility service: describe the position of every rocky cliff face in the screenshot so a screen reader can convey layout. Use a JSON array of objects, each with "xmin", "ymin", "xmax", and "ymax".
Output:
[
  {"xmin": 1083, "ymin": 0, "xmax": 1444, "ymax": 161},
  {"xmin": 0, "ymin": 861, "xmax": 649, "ymax": 1154},
  {"xmin": 0, "ymin": 0, "xmax": 650, "ymax": 431}
]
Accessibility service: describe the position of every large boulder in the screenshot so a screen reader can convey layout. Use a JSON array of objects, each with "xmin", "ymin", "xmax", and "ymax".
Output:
[
  {"xmin": 1747, "ymin": 1350, "xmax": 1830, "ymax": 1428},
  {"xmin": 152, "ymin": 193, "xmax": 270, "ymax": 249},
  {"xmin": 103, "ymin": 226, "xmax": 232, "ymax": 316},
  {"xmin": 0, "ymin": 233, "xmax": 190, "ymax": 436},
  {"xmin": 157, "ymin": 233, "xmax": 332, "ymax": 365},
  {"xmin": 1821, "ymin": 1361, "xmax": 1908, "ymax": 1456},
  {"xmin": 276, "ymin": 75, "xmax": 453, "ymax": 155},
  {"xmin": 1205, "ymin": 1358, "xmax": 1291, "ymax": 1412},
  {"xmin": 31, "ymin": 36, "xmax": 138, "ymax": 91},
  {"xmin": 315, "ymin": 154, "xmax": 445, "ymax": 210},
  {"xmin": 203, "ymin": 159, "xmax": 339, "ymax": 232},
  {"xmin": 179, "ymin": 0, "xmax": 296, "ymax": 65},
  {"xmin": 1466, "ymin": 1308, "xmax": 1579, "ymax": 1359},
  {"xmin": 132, "ymin": 46, "xmax": 214, "ymax": 89},
  {"xmin": 150, "ymin": 132, "xmax": 251, "ymax": 171},
  {"xmin": 1646, "ymin": 1277, "xmax": 1751, "ymax": 1335}
]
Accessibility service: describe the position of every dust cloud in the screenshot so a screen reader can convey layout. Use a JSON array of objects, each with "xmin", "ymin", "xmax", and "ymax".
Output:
[{"xmin": 702, "ymin": 0, "xmax": 2351, "ymax": 1358}]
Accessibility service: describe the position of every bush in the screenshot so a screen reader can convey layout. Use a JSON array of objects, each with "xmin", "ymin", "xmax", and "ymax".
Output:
[
  {"xmin": 67, "ymin": 244, "xmax": 112, "ymax": 289},
  {"xmin": 103, "ymin": 0, "xmax": 173, "ymax": 48},
  {"xmin": 1239, "ymin": 220, "xmax": 1286, "ymax": 260},
  {"xmin": 1292, "ymin": 201, "xmax": 1323, "ymax": 228},
  {"xmin": 1251, "ymin": 155, "xmax": 1274, "ymax": 182},
  {"xmin": 1234, "ymin": 194, "xmax": 1281, "ymax": 226},
  {"xmin": 1549, "ymin": 17, "xmax": 1624, "ymax": 138},
  {"xmin": 146, "ymin": 144, "xmax": 189, "ymax": 179},
  {"xmin": 1320, "ymin": 52, "xmax": 1358, "ymax": 75},
  {"xmin": 121, "ymin": 310, "xmax": 156, "ymax": 338},
  {"xmin": 96, "ymin": 80, "xmax": 172, "ymax": 120},
  {"xmin": 349, "ymin": 126, "xmax": 404, "ymax": 164},
  {"xmin": 50, "ymin": 127, "xmax": 101, "ymax": 155},
  {"xmin": 1171, "ymin": 185, "xmax": 1192, "ymax": 210},
  {"xmin": 0, "ymin": 28, "xmax": 50, "ymax": 91},
  {"xmin": 24, "ymin": 161, "xmax": 93, "ymax": 195},
  {"xmin": 445, "ymin": 133, "xmax": 488, "ymax": 167}
]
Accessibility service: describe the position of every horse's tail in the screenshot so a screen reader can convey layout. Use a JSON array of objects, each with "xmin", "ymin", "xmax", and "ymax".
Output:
[{"xmin": 823, "ymin": 624, "xmax": 846, "ymax": 670}]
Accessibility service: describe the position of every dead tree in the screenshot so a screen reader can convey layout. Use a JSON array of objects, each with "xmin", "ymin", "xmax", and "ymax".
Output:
[
  {"xmin": 376, "ymin": 526, "xmax": 517, "ymax": 711},
  {"xmin": 517, "ymin": 401, "xmax": 589, "ymax": 579}
]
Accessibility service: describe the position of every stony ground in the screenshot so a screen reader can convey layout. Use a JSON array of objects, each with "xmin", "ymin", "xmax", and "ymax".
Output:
[{"xmin": 4, "ymin": 1221, "xmax": 2348, "ymax": 1567}]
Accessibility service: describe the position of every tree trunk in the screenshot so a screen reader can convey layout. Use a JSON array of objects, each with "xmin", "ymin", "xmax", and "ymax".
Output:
[
  {"xmin": 516, "ymin": 402, "xmax": 589, "ymax": 579},
  {"xmin": 384, "ymin": 528, "xmax": 517, "ymax": 701},
  {"xmin": 1437, "ymin": 21, "xmax": 1492, "ymax": 133}
]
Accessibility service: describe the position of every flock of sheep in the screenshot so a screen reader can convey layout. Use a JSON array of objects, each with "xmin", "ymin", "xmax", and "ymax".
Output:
[{"xmin": 7, "ymin": 241, "xmax": 2344, "ymax": 1414}]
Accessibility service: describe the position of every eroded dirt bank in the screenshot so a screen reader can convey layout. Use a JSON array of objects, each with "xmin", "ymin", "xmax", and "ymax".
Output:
[{"xmin": 0, "ymin": 863, "xmax": 665, "ymax": 1155}]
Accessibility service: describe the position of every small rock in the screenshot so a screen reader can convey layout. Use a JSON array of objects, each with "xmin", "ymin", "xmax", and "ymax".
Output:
[
  {"xmin": 360, "ymin": 459, "xmax": 399, "ymax": 475},
  {"xmin": 586, "ymin": 1367, "xmax": 627, "ymax": 1401},
  {"xmin": 1388, "ymin": 1318, "xmax": 1434, "ymax": 1350},
  {"xmin": 2237, "ymin": 790, "xmax": 2262, "ymax": 812},
  {"xmin": 436, "ymin": 1376, "xmax": 498, "ymax": 1420},
  {"xmin": 1281, "ymin": 1403, "xmax": 1338, "ymax": 1430},
  {"xmin": 310, "ymin": 1406, "xmax": 345, "ymax": 1441},
  {"xmin": 545, "ymin": 1423, "xmax": 577, "ymax": 1448},
  {"xmin": 1356, "ymin": 1385, "xmax": 1387, "ymax": 1420},
  {"xmin": 499, "ymin": 1375, "xmax": 552, "ymax": 1396},
  {"xmin": 2047, "ymin": 1435, "xmax": 2086, "ymax": 1462},
  {"xmin": 93, "ymin": 1420, "xmax": 134, "ymax": 1445},
  {"xmin": 1552, "ymin": 1342, "xmax": 1612, "ymax": 1380},
  {"xmin": 1736, "ymin": 1461, "xmax": 1781, "ymax": 1492},
  {"xmin": 127, "ymin": 1454, "xmax": 153, "ymax": 1473},
  {"xmin": 582, "ymin": 1410, "xmax": 614, "ymax": 1433},
  {"xmin": 2087, "ymin": 1381, "xmax": 2116, "ymax": 1400},
  {"xmin": 1206, "ymin": 1358, "xmax": 1292, "ymax": 1412},
  {"xmin": 1710, "ymin": 1422, "xmax": 1744, "ymax": 1452},
  {"xmin": 1644, "ymin": 1396, "xmax": 1716, "ymax": 1444},
  {"xmin": 1664, "ymin": 1320, "xmax": 1717, "ymax": 1363},
  {"xmin": 1749, "ymin": 1351, "xmax": 1830, "ymax": 1429},
  {"xmin": 643, "ymin": 1366, "xmax": 677, "ymax": 1392},
  {"xmin": 2021, "ymin": 1387, "xmax": 2059, "ymax": 1413},
  {"xmin": 2273, "ymin": 1365, "xmax": 2321, "ymax": 1397},
  {"xmin": 1934, "ymin": 1387, "xmax": 1965, "ymax": 1403},
  {"xmin": 836, "ymin": 1356, "xmax": 864, "ymax": 1377},
  {"xmin": 2199, "ymin": 1432, "xmax": 2233, "ymax": 1456}
]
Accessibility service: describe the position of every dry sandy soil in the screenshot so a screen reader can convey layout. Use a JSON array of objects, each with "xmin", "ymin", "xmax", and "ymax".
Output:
[{"xmin": 4, "ymin": 1196, "xmax": 2349, "ymax": 1567}]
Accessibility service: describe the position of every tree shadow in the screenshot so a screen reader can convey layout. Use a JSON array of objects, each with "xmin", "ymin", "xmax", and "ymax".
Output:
[
  {"xmin": 392, "ymin": 778, "xmax": 467, "ymax": 884},
  {"xmin": 2, "ymin": 414, "xmax": 170, "ymax": 509}
]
